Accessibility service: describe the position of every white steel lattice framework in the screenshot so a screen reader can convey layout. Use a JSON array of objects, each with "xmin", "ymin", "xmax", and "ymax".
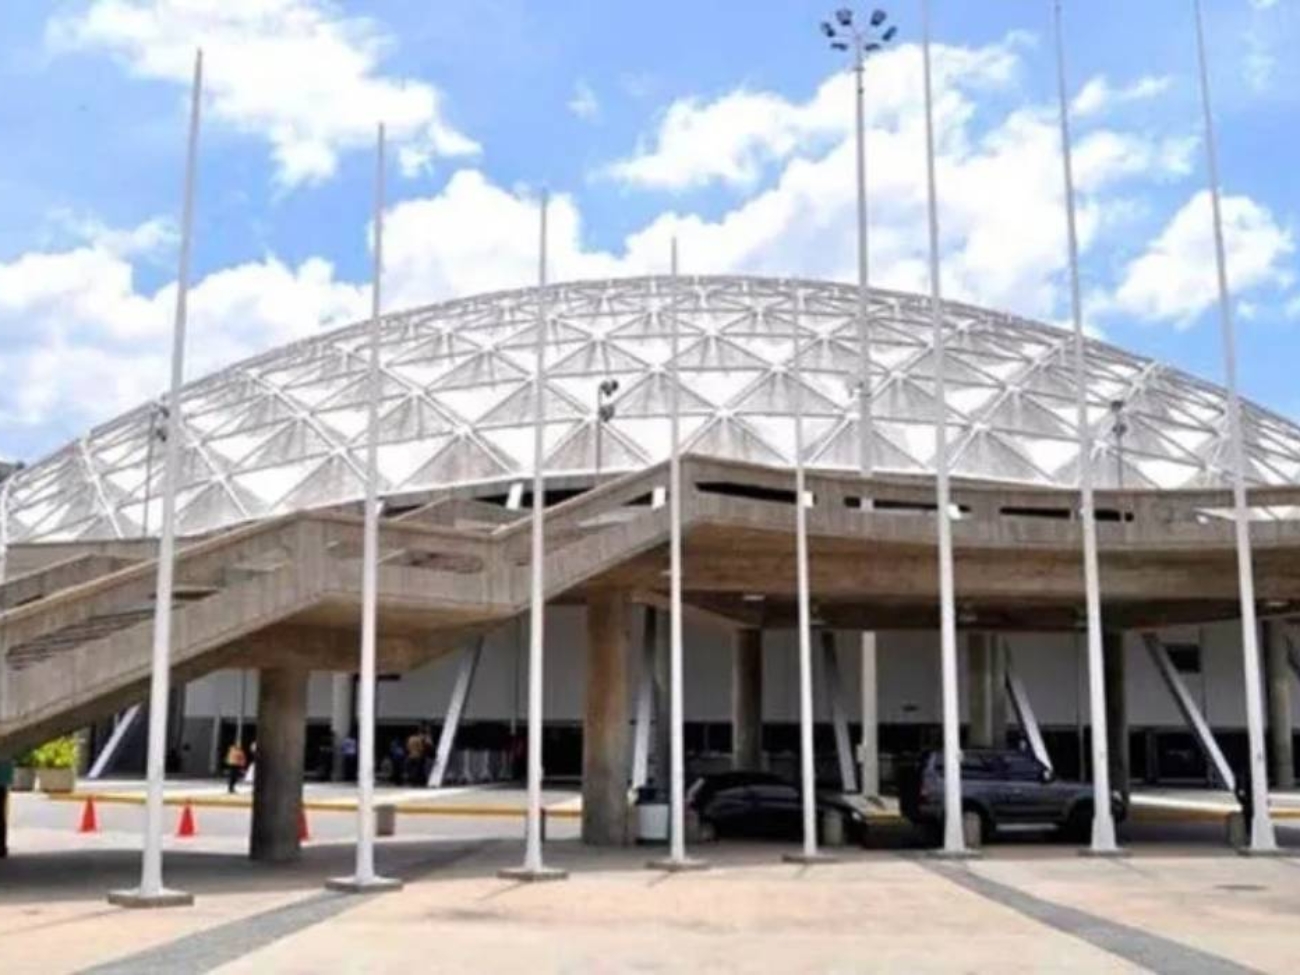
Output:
[{"xmin": 8, "ymin": 275, "xmax": 1300, "ymax": 544}]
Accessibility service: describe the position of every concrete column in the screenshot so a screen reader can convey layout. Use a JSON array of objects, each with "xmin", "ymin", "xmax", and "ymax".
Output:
[
  {"xmin": 329, "ymin": 673, "xmax": 353, "ymax": 782},
  {"xmin": 583, "ymin": 591, "xmax": 631, "ymax": 846},
  {"xmin": 1264, "ymin": 621, "xmax": 1295, "ymax": 789},
  {"xmin": 967, "ymin": 633, "xmax": 1007, "ymax": 749},
  {"xmin": 991, "ymin": 638, "xmax": 1008, "ymax": 748},
  {"xmin": 651, "ymin": 608, "xmax": 670, "ymax": 791},
  {"xmin": 859, "ymin": 632, "xmax": 879, "ymax": 797},
  {"xmin": 732, "ymin": 628, "xmax": 763, "ymax": 770},
  {"xmin": 1103, "ymin": 631, "xmax": 1129, "ymax": 799},
  {"xmin": 250, "ymin": 667, "xmax": 308, "ymax": 862},
  {"xmin": 967, "ymin": 632, "xmax": 994, "ymax": 748},
  {"xmin": 166, "ymin": 686, "xmax": 186, "ymax": 773}
]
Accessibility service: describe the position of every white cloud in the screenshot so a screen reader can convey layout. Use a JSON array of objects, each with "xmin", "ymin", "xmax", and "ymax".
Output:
[
  {"xmin": 1071, "ymin": 75, "xmax": 1172, "ymax": 118},
  {"xmin": 0, "ymin": 32, "xmax": 1245, "ymax": 458},
  {"xmin": 0, "ymin": 221, "xmax": 364, "ymax": 435},
  {"xmin": 45, "ymin": 209, "xmax": 179, "ymax": 259},
  {"xmin": 381, "ymin": 171, "xmax": 629, "ymax": 309},
  {"xmin": 47, "ymin": 0, "xmax": 480, "ymax": 188},
  {"xmin": 594, "ymin": 40, "xmax": 1195, "ymax": 322},
  {"xmin": 601, "ymin": 40, "xmax": 1022, "ymax": 191},
  {"xmin": 568, "ymin": 80, "xmax": 600, "ymax": 122},
  {"xmin": 1112, "ymin": 191, "xmax": 1294, "ymax": 326}
]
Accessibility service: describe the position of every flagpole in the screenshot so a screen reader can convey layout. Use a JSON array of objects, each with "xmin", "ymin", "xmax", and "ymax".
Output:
[
  {"xmin": 1052, "ymin": 0, "xmax": 1121, "ymax": 856},
  {"xmin": 784, "ymin": 286, "xmax": 833, "ymax": 865},
  {"xmin": 920, "ymin": 0, "xmax": 969, "ymax": 859},
  {"xmin": 108, "ymin": 48, "xmax": 204, "ymax": 909},
  {"xmin": 650, "ymin": 238, "xmax": 707, "ymax": 872},
  {"xmin": 328, "ymin": 123, "xmax": 402, "ymax": 894},
  {"xmin": 501, "ymin": 192, "xmax": 567, "ymax": 882},
  {"xmin": 1191, "ymin": 0, "xmax": 1278, "ymax": 854}
]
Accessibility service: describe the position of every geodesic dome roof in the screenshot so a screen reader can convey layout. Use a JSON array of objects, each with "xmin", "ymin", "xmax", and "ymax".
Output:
[{"xmin": 6, "ymin": 275, "xmax": 1300, "ymax": 545}]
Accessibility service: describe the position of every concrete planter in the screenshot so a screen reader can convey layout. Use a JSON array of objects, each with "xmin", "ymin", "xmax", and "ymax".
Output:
[
  {"xmin": 11, "ymin": 767, "xmax": 37, "ymax": 792},
  {"xmin": 37, "ymin": 768, "xmax": 77, "ymax": 794}
]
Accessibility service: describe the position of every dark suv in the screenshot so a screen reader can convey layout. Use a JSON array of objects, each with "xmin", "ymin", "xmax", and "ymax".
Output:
[
  {"xmin": 898, "ymin": 749, "xmax": 1126, "ymax": 844},
  {"xmin": 687, "ymin": 771, "xmax": 870, "ymax": 845}
]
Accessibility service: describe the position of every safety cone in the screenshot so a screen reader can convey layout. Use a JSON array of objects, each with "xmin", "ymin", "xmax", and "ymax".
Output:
[
  {"xmin": 298, "ymin": 807, "xmax": 311, "ymax": 843},
  {"xmin": 78, "ymin": 797, "xmax": 99, "ymax": 834},
  {"xmin": 176, "ymin": 801, "xmax": 197, "ymax": 839}
]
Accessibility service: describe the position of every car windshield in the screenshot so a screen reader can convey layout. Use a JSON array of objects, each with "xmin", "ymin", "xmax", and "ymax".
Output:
[{"xmin": 692, "ymin": 771, "xmax": 785, "ymax": 802}]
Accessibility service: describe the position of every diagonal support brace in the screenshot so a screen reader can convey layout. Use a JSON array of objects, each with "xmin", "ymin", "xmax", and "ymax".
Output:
[
  {"xmin": 1141, "ymin": 632, "xmax": 1235, "ymax": 792},
  {"xmin": 428, "ymin": 638, "xmax": 485, "ymax": 788}
]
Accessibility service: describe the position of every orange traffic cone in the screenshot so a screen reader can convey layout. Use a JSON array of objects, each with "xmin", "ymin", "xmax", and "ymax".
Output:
[
  {"xmin": 298, "ymin": 807, "xmax": 311, "ymax": 843},
  {"xmin": 78, "ymin": 797, "xmax": 99, "ymax": 834},
  {"xmin": 176, "ymin": 801, "xmax": 197, "ymax": 839}
]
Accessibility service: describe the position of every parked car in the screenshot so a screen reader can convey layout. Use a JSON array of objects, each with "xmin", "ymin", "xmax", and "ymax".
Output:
[
  {"xmin": 687, "ymin": 771, "xmax": 868, "ymax": 845},
  {"xmin": 898, "ymin": 749, "xmax": 1126, "ymax": 844}
]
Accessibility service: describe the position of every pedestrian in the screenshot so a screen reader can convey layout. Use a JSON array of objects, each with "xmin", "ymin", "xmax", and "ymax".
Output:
[
  {"xmin": 405, "ymin": 728, "xmax": 425, "ymax": 786},
  {"xmin": 224, "ymin": 740, "xmax": 247, "ymax": 794},
  {"xmin": 388, "ymin": 737, "xmax": 406, "ymax": 786},
  {"xmin": 420, "ymin": 726, "xmax": 435, "ymax": 783},
  {"xmin": 342, "ymin": 734, "xmax": 359, "ymax": 782}
]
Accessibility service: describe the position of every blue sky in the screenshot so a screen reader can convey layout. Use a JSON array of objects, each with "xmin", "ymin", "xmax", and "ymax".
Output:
[{"xmin": 0, "ymin": 0, "xmax": 1296, "ymax": 462}]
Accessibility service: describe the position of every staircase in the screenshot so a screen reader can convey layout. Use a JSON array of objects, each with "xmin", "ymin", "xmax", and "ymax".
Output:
[{"xmin": 0, "ymin": 460, "xmax": 684, "ymax": 759}]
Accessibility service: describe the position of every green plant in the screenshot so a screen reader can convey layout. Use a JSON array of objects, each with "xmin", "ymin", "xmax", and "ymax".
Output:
[{"xmin": 28, "ymin": 736, "xmax": 78, "ymax": 770}]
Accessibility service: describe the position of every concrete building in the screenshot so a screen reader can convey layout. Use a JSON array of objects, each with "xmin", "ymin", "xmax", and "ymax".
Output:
[{"xmin": 2, "ymin": 276, "xmax": 1299, "ymax": 858}]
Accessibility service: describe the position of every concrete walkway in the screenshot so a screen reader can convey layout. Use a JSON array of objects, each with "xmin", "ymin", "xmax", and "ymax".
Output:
[{"xmin": 2, "ymin": 839, "xmax": 1299, "ymax": 974}]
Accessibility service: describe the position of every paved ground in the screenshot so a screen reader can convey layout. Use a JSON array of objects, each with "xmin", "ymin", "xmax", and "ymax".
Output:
[{"xmin": 3, "ymin": 788, "xmax": 1300, "ymax": 973}]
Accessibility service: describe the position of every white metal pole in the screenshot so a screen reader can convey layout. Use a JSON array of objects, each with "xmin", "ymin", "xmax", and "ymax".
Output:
[
  {"xmin": 920, "ymin": 0, "xmax": 966, "ymax": 857},
  {"xmin": 854, "ymin": 29, "xmax": 880, "ymax": 801},
  {"xmin": 0, "ymin": 467, "xmax": 13, "ymax": 721},
  {"xmin": 854, "ymin": 41, "xmax": 873, "ymax": 479},
  {"xmin": 329, "ymin": 123, "xmax": 400, "ymax": 893},
  {"xmin": 791, "ymin": 288, "xmax": 824, "ymax": 862},
  {"xmin": 0, "ymin": 473, "xmax": 11, "ymax": 585},
  {"xmin": 108, "ymin": 49, "xmax": 203, "ymax": 909},
  {"xmin": 648, "ymin": 238, "xmax": 706, "ymax": 872},
  {"xmin": 501, "ymin": 192, "xmax": 565, "ymax": 881},
  {"xmin": 1192, "ymin": 0, "xmax": 1277, "ymax": 853},
  {"xmin": 526, "ymin": 192, "xmax": 549, "ymax": 873},
  {"xmin": 668, "ymin": 239, "xmax": 687, "ymax": 864},
  {"xmin": 1052, "ymin": 0, "xmax": 1119, "ymax": 855}
]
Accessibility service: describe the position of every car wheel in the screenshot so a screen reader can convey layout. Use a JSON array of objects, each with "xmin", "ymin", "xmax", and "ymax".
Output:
[
  {"xmin": 1063, "ymin": 802, "xmax": 1093, "ymax": 843},
  {"xmin": 959, "ymin": 805, "xmax": 993, "ymax": 846}
]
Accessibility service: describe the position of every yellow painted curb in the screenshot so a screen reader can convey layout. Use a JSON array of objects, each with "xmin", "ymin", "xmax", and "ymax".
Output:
[{"xmin": 47, "ymin": 791, "xmax": 582, "ymax": 819}]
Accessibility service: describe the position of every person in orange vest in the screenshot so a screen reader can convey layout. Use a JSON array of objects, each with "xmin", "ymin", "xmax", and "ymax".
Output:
[{"xmin": 224, "ymin": 740, "xmax": 247, "ymax": 795}]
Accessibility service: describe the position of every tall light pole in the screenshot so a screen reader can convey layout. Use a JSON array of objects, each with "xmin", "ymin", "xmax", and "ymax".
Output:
[
  {"xmin": 108, "ymin": 49, "xmax": 204, "ymax": 909},
  {"xmin": 328, "ymin": 123, "xmax": 402, "ymax": 894},
  {"xmin": 649, "ymin": 239, "xmax": 708, "ymax": 872},
  {"xmin": 919, "ymin": 0, "xmax": 970, "ymax": 859},
  {"xmin": 1109, "ymin": 400, "xmax": 1127, "ymax": 489},
  {"xmin": 0, "ymin": 463, "xmax": 23, "ymax": 722},
  {"xmin": 1191, "ymin": 0, "xmax": 1278, "ymax": 854},
  {"xmin": 500, "ymin": 192, "xmax": 568, "ymax": 882},
  {"xmin": 594, "ymin": 378, "xmax": 619, "ymax": 478},
  {"xmin": 141, "ymin": 401, "xmax": 166, "ymax": 540},
  {"xmin": 1052, "ymin": 0, "xmax": 1120, "ymax": 855},
  {"xmin": 0, "ymin": 463, "xmax": 23, "ymax": 583},
  {"xmin": 820, "ymin": 5, "xmax": 897, "ymax": 801}
]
